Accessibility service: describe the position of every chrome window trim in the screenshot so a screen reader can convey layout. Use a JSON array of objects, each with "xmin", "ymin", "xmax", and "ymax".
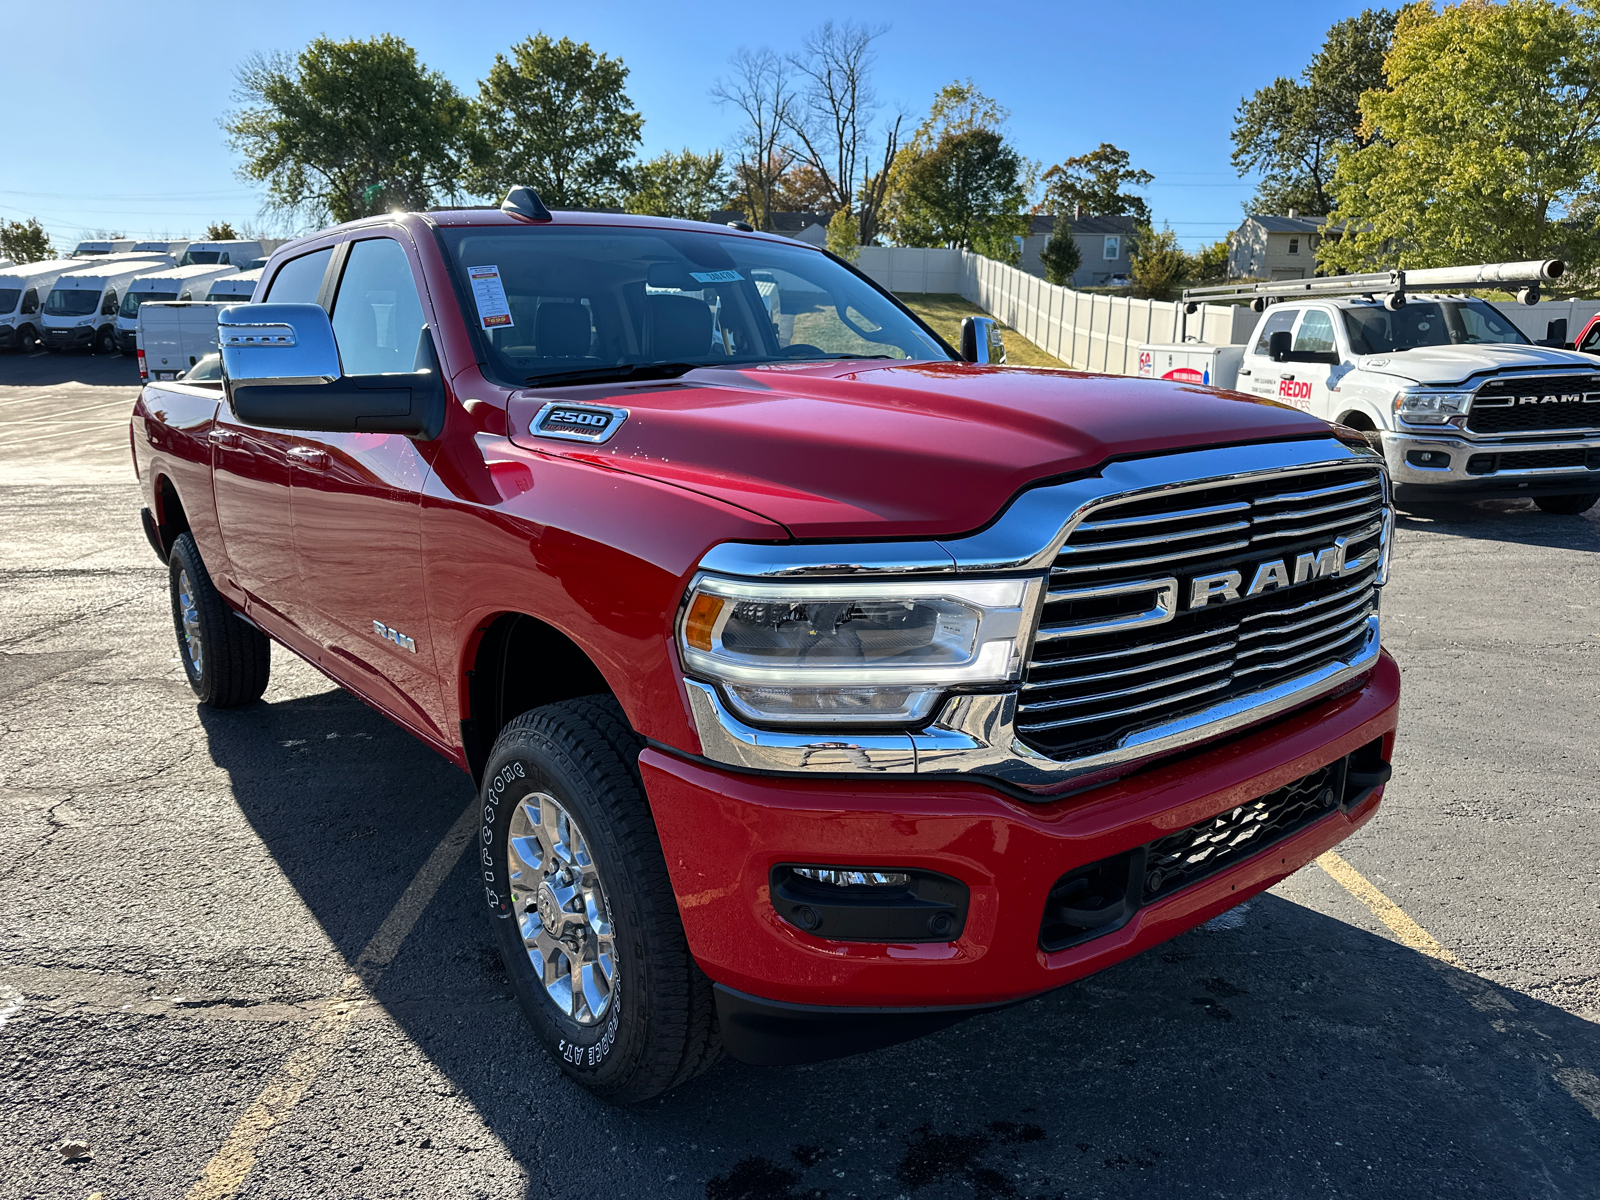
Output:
[{"xmin": 682, "ymin": 436, "xmax": 1389, "ymax": 794}]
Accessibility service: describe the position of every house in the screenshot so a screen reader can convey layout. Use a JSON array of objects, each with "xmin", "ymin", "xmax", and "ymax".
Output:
[
  {"xmin": 1226, "ymin": 212, "xmax": 1344, "ymax": 280},
  {"xmin": 1018, "ymin": 213, "xmax": 1136, "ymax": 287},
  {"xmin": 708, "ymin": 209, "xmax": 833, "ymax": 246}
]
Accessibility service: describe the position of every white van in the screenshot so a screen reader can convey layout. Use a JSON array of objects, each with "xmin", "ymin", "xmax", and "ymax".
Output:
[
  {"xmin": 201, "ymin": 267, "xmax": 262, "ymax": 304},
  {"xmin": 113, "ymin": 263, "xmax": 238, "ymax": 353},
  {"xmin": 135, "ymin": 301, "xmax": 225, "ymax": 380},
  {"xmin": 132, "ymin": 239, "xmax": 190, "ymax": 259},
  {"xmin": 41, "ymin": 261, "xmax": 169, "ymax": 354},
  {"xmin": 72, "ymin": 239, "xmax": 137, "ymax": 256},
  {"xmin": 0, "ymin": 258, "xmax": 90, "ymax": 353},
  {"xmin": 178, "ymin": 239, "xmax": 263, "ymax": 268}
]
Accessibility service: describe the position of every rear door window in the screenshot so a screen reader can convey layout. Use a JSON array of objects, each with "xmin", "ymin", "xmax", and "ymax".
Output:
[{"xmin": 263, "ymin": 248, "xmax": 334, "ymax": 305}]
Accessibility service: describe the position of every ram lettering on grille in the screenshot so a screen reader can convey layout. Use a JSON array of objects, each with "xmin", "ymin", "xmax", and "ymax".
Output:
[{"xmin": 1016, "ymin": 465, "xmax": 1384, "ymax": 761}]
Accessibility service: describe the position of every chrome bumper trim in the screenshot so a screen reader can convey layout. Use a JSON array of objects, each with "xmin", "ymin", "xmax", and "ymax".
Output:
[{"xmin": 1380, "ymin": 430, "xmax": 1600, "ymax": 485}]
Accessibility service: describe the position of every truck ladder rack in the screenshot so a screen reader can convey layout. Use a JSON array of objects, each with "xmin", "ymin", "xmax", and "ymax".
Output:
[{"xmin": 1182, "ymin": 259, "xmax": 1565, "ymax": 314}]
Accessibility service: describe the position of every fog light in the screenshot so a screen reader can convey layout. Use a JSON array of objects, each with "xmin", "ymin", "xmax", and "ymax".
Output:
[
  {"xmin": 1406, "ymin": 450, "xmax": 1451, "ymax": 468},
  {"xmin": 791, "ymin": 867, "xmax": 910, "ymax": 887}
]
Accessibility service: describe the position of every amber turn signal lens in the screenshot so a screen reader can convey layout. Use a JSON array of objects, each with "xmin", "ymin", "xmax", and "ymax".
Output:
[{"xmin": 683, "ymin": 593, "xmax": 725, "ymax": 651}]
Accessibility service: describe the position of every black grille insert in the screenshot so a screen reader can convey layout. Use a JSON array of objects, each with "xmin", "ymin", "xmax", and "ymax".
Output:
[
  {"xmin": 1465, "ymin": 448, "xmax": 1600, "ymax": 475},
  {"xmin": 1037, "ymin": 743, "xmax": 1387, "ymax": 953},
  {"xmin": 1467, "ymin": 376, "xmax": 1600, "ymax": 434}
]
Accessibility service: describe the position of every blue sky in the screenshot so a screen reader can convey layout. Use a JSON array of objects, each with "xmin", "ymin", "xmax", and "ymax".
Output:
[{"xmin": 3, "ymin": 0, "xmax": 1380, "ymax": 250}]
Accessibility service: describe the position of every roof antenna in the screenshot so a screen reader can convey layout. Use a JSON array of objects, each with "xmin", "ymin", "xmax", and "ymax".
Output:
[{"xmin": 501, "ymin": 186, "xmax": 553, "ymax": 222}]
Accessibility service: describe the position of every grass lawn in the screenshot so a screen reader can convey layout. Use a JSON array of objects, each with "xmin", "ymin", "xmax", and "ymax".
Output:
[{"xmin": 897, "ymin": 293, "xmax": 1069, "ymax": 369}]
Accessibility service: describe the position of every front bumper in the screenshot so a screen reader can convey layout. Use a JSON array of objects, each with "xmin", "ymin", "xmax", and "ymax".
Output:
[
  {"xmin": 116, "ymin": 328, "xmax": 138, "ymax": 352},
  {"xmin": 645, "ymin": 650, "xmax": 1399, "ymax": 1034},
  {"xmin": 42, "ymin": 325, "xmax": 94, "ymax": 349},
  {"xmin": 1382, "ymin": 429, "xmax": 1600, "ymax": 496}
]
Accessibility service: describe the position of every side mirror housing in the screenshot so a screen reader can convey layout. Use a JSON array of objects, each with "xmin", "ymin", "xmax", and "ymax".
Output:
[
  {"xmin": 960, "ymin": 316, "xmax": 1007, "ymax": 365},
  {"xmin": 1268, "ymin": 330, "xmax": 1293, "ymax": 362},
  {"xmin": 220, "ymin": 302, "xmax": 444, "ymax": 440}
]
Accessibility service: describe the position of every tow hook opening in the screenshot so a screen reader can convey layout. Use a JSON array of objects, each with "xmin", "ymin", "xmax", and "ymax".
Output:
[
  {"xmin": 1039, "ymin": 849, "xmax": 1144, "ymax": 952},
  {"xmin": 769, "ymin": 865, "xmax": 969, "ymax": 943}
]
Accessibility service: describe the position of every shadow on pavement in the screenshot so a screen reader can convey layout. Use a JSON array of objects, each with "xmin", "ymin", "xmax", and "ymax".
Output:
[
  {"xmin": 197, "ymin": 686, "xmax": 1600, "ymax": 1199},
  {"xmin": 0, "ymin": 349, "xmax": 142, "ymax": 388},
  {"xmin": 1398, "ymin": 495, "xmax": 1599, "ymax": 551}
]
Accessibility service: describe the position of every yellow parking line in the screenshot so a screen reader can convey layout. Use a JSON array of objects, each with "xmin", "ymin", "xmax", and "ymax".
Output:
[
  {"xmin": 1317, "ymin": 850, "xmax": 1600, "ymax": 1125},
  {"xmin": 184, "ymin": 797, "xmax": 481, "ymax": 1200}
]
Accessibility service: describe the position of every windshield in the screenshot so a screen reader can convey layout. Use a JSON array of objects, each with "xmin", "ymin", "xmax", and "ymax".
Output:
[
  {"xmin": 44, "ymin": 289, "xmax": 101, "ymax": 316},
  {"xmin": 438, "ymin": 224, "xmax": 948, "ymax": 384},
  {"xmin": 206, "ymin": 286, "xmax": 248, "ymax": 301},
  {"xmin": 0, "ymin": 289, "xmax": 19, "ymax": 314},
  {"xmin": 181, "ymin": 250, "xmax": 222, "ymax": 265},
  {"xmin": 1341, "ymin": 300, "xmax": 1530, "ymax": 355},
  {"xmin": 119, "ymin": 290, "xmax": 178, "ymax": 318}
]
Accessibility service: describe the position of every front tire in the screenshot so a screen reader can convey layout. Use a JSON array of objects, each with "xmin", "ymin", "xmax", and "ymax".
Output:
[
  {"xmin": 168, "ymin": 532, "xmax": 270, "ymax": 706},
  {"xmin": 1534, "ymin": 493, "xmax": 1598, "ymax": 515},
  {"xmin": 479, "ymin": 696, "xmax": 720, "ymax": 1103},
  {"xmin": 94, "ymin": 326, "xmax": 116, "ymax": 355}
]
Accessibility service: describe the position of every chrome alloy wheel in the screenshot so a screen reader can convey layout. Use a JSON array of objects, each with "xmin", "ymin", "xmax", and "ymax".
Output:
[
  {"xmin": 177, "ymin": 569, "xmax": 203, "ymax": 675},
  {"xmin": 508, "ymin": 792, "xmax": 616, "ymax": 1025}
]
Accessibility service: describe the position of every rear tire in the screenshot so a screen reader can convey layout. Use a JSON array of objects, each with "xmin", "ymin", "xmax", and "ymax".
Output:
[
  {"xmin": 479, "ymin": 696, "xmax": 721, "ymax": 1103},
  {"xmin": 168, "ymin": 532, "xmax": 270, "ymax": 706},
  {"xmin": 1534, "ymin": 493, "xmax": 1599, "ymax": 515}
]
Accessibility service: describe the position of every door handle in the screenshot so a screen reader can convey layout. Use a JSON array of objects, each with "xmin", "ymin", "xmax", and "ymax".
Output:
[
  {"xmin": 1280, "ymin": 374, "xmax": 1296, "ymax": 382},
  {"xmin": 208, "ymin": 428, "xmax": 240, "ymax": 449},
  {"xmin": 1238, "ymin": 369, "xmax": 1252, "ymax": 377},
  {"xmin": 287, "ymin": 447, "xmax": 330, "ymax": 471}
]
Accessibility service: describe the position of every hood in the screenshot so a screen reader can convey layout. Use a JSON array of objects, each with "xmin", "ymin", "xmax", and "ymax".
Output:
[
  {"xmin": 1357, "ymin": 343, "xmax": 1598, "ymax": 386},
  {"xmin": 506, "ymin": 361, "xmax": 1333, "ymax": 539}
]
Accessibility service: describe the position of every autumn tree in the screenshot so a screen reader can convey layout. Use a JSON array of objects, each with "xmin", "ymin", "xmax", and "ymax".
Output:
[
  {"xmin": 225, "ymin": 35, "xmax": 473, "ymax": 223},
  {"xmin": 469, "ymin": 35, "xmax": 642, "ymax": 208},
  {"xmin": 1321, "ymin": 0, "xmax": 1600, "ymax": 274},
  {"xmin": 1038, "ymin": 144, "xmax": 1153, "ymax": 223},
  {"xmin": 1231, "ymin": 8, "xmax": 1397, "ymax": 216}
]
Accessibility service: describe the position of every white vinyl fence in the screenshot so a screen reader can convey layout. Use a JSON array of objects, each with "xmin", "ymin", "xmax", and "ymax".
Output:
[{"xmin": 856, "ymin": 246, "xmax": 1600, "ymax": 373}]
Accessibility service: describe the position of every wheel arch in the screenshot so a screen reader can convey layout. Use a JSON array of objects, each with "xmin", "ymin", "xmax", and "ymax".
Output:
[
  {"xmin": 458, "ymin": 611, "xmax": 615, "ymax": 783},
  {"xmin": 150, "ymin": 474, "xmax": 191, "ymax": 559}
]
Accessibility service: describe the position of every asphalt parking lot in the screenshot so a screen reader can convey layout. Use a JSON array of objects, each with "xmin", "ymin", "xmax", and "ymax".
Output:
[{"xmin": 1, "ymin": 349, "xmax": 1598, "ymax": 1200}]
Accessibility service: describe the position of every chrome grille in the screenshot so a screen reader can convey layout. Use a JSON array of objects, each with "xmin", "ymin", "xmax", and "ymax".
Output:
[{"xmin": 1017, "ymin": 463, "xmax": 1384, "ymax": 761}]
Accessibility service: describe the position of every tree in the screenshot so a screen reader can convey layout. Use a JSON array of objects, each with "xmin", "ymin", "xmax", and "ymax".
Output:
[
  {"xmin": 205, "ymin": 221, "xmax": 238, "ymax": 240},
  {"xmin": 712, "ymin": 48, "xmax": 799, "ymax": 231},
  {"xmin": 882, "ymin": 81, "xmax": 1022, "ymax": 247},
  {"xmin": 1190, "ymin": 239, "xmax": 1230, "ymax": 284},
  {"xmin": 894, "ymin": 128, "xmax": 1030, "ymax": 258},
  {"xmin": 1039, "ymin": 223, "xmax": 1082, "ymax": 285},
  {"xmin": 826, "ymin": 209, "xmax": 861, "ymax": 262},
  {"xmin": 625, "ymin": 149, "xmax": 730, "ymax": 221},
  {"xmin": 1321, "ymin": 0, "xmax": 1600, "ymax": 275},
  {"xmin": 1038, "ymin": 144, "xmax": 1152, "ymax": 223},
  {"xmin": 785, "ymin": 21, "xmax": 884, "ymax": 215},
  {"xmin": 1129, "ymin": 224, "xmax": 1189, "ymax": 300},
  {"xmin": 1231, "ymin": 8, "xmax": 1397, "ymax": 216},
  {"xmin": 0, "ymin": 218, "xmax": 54, "ymax": 264},
  {"xmin": 469, "ymin": 35, "xmax": 643, "ymax": 208},
  {"xmin": 224, "ymin": 35, "xmax": 473, "ymax": 223}
]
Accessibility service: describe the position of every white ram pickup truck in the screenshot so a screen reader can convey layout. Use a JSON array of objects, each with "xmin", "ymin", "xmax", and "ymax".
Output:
[{"xmin": 1172, "ymin": 262, "xmax": 1600, "ymax": 514}]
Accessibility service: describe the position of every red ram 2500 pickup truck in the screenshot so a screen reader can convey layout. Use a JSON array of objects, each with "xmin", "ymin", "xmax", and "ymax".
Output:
[{"xmin": 131, "ymin": 190, "xmax": 1400, "ymax": 1102}]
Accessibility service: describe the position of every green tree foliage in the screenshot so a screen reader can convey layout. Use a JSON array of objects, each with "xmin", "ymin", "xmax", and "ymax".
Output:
[
  {"xmin": 1190, "ymin": 239, "xmax": 1230, "ymax": 284},
  {"xmin": 1129, "ymin": 224, "xmax": 1189, "ymax": 300},
  {"xmin": 1231, "ymin": 8, "xmax": 1397, "ymax": 216},
  {"xmin": 894, "ymin": 128, "xmax": 1030, "ymax": 257},
  {"xmin": 1038, "ymin": 144, "xmax": 1153, "ymax": 224},
  {"xmin": 826, "ymin": 209, "xmax": 861, "ymax": 262},
  {"xmin": 0, "ymin": 218, "xmax": 54, "ymax": 264},
  {"xmin": 625, "ymin": 149, "xmax": 730, "ymax": 221},
  {"xmin": 1322, "ymin": 0, "xmax": 1600, "ymax": 275},
  {"xmin": 469, "ymin": 34, "xmax": 643, "ymax": 208},
  {"xmin": 1039, "ymin": 223, "xmax": 1082, "ymax": 285},
  {"xmin": 225, "ymin": 35, "xmax": 473, "ymax": 223},
  {"xmin": 205, "ymin": 221, "xmax": 238, "ymax": 240}
]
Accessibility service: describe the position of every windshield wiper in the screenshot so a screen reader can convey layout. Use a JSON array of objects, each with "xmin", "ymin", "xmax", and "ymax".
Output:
[{"xmin": 524, "ymin": 362, "xmax": 705, "ymax": 387}]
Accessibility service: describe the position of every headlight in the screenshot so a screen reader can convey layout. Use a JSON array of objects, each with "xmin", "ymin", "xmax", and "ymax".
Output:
[
  {"xmin": 1393, "ymin": 388, "xmax": 1472, "ymax": 424},
  {"xmin": 678, "ymin": 574, "xmax": 1040, "ymax": 726}
]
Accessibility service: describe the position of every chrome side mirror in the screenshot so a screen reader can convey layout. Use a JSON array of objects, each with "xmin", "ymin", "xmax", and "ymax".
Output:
[
  {"xmin": 219, "ymin": 302, "xmax": 341, "ymax": 387},
  {"xmin": 959, "ymin": 316, "xmax": 1006, "ymax": 365}
]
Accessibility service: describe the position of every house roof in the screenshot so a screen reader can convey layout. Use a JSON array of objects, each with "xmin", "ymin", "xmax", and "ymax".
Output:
[
  {"xmin": 1030, "ymin": 213, "xmax": 1138, "ymax": 237},
  {"xmin": 1243, "ymin": 214, "xmax": 1345, "ymax": 234}
]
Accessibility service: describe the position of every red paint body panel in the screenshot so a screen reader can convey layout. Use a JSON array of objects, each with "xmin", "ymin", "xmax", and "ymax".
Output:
[{"xmin": 644, "ymin": 652, "xmax": 1399, "ymax": 1008}]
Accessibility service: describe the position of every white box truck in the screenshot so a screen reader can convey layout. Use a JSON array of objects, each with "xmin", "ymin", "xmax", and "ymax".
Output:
[
  {"xmin": 41, "ymin": 261, "xmax": 175, "ymax": 354},
  {"xmin": 71, "ymin": 239, "xmax": 137, "ymax": 256},
  {"xmin": 0, "ymin": 258, "xmax": 90, "ymax": 352},
  {"xmin": 135, "ymin": 301, "xmax": 224, "ymax": 380},
  {"xmin": 132, "ymin": 239, "xmax": 190, "ymax": 259},
  {"xmin": 178, "ymin": 239, "xmax": 263, "ymax": 268},
  {"xmin": 113, "ymin": 263, "xmax": 239, "ymax": 353}
]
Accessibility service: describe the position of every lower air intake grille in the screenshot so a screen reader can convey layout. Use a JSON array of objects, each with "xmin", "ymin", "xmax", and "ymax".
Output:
[
  {"xmin": 1464, "ymin": 448, "xmax": 1600, "ymax": 475},
  {"xmin": 1018, "ymin": 463, "xmax": 1385, "ymax": 762}
]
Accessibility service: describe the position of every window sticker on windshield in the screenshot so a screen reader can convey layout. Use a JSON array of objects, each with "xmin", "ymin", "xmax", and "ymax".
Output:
[
  {"xmin": 467, "ymin": 264, "xmax": 514, "ymax": 329},
  {"xmin": 689, "ymin": 269, "xmax": 742, "ymax": 284}
]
